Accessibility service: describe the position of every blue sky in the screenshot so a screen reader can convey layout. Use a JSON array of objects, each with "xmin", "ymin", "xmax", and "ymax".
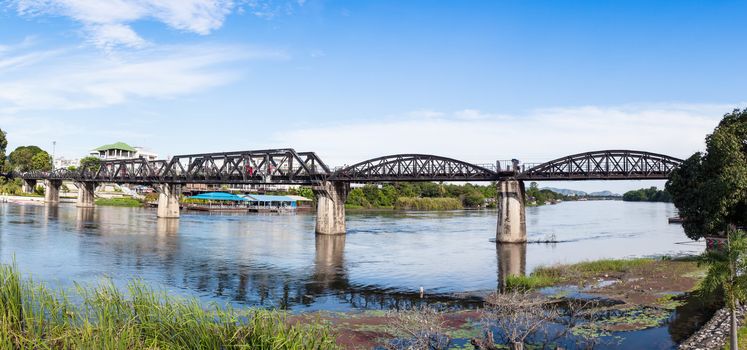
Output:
[{"xmin": 0, "ymin": 0, "xmax": 745, "ymax": 192}]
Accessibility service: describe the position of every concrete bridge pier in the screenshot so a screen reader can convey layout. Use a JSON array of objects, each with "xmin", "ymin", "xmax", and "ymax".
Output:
[
  {"xmin": 313, "ymin": 181, "xmax": 350, "ymax": 235},
  {"xmin": 496, "ymin": 179, "xmax": 527, "ymax": 243},
  {"xmin": 76, "ymin": 182, "xmax": 97, "ymax": 208},
  {"xmin": 44, "ymin": 179, "xmax": 62, "ymax": 204},
  {"xmin": 156, "ymin": 183, "xmax": 181, "ymax": 219},
  {"xmin": 22, "ymin": 179, "xmax": 37, "ymax": 194}
]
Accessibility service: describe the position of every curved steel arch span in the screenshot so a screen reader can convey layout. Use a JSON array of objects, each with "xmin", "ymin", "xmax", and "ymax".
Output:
[
  {"xmin": 330, "ymin": 154, "xmax": 501, "ymax": 182},
  {"xmin": 519, "ymin": 150, "xmax": 684, "ymax": 181},
  {"xmin": 10, "ymin": 149, "xmax": 685, "ymax": 184}
]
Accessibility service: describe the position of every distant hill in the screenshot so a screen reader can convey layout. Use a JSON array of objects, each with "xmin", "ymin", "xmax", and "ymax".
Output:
[
  {"xmin": 541, "ymin": 187, "xmax": 621, "ymax": 197},
  {"xmin": 541, "ymin": 187, "xmax": 587, "ymax": 196},
  {"xmin": 589, "ymin": 190, "xmax": 621, "ymax": 197}
]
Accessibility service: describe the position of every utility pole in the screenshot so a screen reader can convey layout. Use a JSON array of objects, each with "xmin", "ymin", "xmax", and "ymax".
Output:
[{"xmin": 52, "ymin": 140, "xmax": 56, "ymax": 169}]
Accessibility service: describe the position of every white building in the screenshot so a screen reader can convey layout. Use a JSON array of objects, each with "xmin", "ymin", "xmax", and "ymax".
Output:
[
  {"xmin": 53, "ymin": 157, "xmax": 80, "ymax": 169},
  {"xmin": 90, "ymin": 142, "xmax": 159, "ymax": 161}
]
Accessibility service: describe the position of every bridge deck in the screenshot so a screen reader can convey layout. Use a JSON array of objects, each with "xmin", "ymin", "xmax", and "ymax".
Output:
[{"xmin": 9, "ymin": 149, "xmax": 683, "ymax": 184}]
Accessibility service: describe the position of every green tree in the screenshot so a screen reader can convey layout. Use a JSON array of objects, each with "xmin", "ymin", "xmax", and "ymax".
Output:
[
  {"xmin": 0, "ymin": 178, "xmax": 21, "ymax": 194},
  {"xmin": 0, "ymin": 128, "xmax": 7, "ymax": 162},
  {"xmin": 30, "ymin": 152, "xmax": 52, "ymax": 171},
  {"xmin": 297, "ymin": 187, "xmax": 314, "ymax": 199},
  {"xmin": 8, "ymin": 146, "xmax": 49, "ymax": 172},
  {"xmin": 419, "ymin": 182, "xmax": 441, "ymax": 197},
  {"xmin": 699, "ymin": 229, "xmax": 747, "ymax": 350},
  {"xmin": 346, "ymin": 187, "xmax": 370, "ymax": 208},
  {"xmin": 79, "ymin": 156, "xmax": 102, "ymax": 172},
  {"xmin": 666, "ymin": 109, "xmax": 747, "ymax": 240},
  {"xmin": 462, "ymin": 191, "xmax": 485, "ymax": 208},
  {"xmin": 622, "ymin": 187, "xmax": 671, "ymax": 202}
]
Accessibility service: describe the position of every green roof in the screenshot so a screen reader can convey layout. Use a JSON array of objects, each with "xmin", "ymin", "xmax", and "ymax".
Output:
[{"xmin": 94, "ymin": 142, "xmax": 136, "ymax": 152}]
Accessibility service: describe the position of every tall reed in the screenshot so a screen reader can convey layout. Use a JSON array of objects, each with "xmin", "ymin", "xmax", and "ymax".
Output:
[
  {"xmin": 394, "ymin": 197, "xmax": 463, "ymax": 211},
  {"xmin": 0, "ymin": 262, "xmax": 337, "ymax": 349}
]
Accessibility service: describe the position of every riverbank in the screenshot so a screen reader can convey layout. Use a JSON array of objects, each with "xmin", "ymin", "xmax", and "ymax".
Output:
[
  {"xmin": 0, "ymin": 194, "xmax": 76, "ymax": 203},
  {"xmin": 0, "ymin": 254, "xmax": 709, "ymax": 349},
  {"xmin": 308, "ymin": 256, "xmax": 710, "ymax": 349}
]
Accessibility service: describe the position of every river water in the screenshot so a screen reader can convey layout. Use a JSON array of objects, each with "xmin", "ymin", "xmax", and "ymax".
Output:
[{"xmin": 0, "ymin": 200, "xmax": 705, "ymax": 347}]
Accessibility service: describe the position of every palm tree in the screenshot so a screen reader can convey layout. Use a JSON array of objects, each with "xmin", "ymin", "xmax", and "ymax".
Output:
[{"xmin": 699, "ymin": 229, "xmax": 747, "ymax": 350}]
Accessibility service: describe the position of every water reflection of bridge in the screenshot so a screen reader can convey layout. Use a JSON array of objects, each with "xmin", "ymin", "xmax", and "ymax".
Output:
[{"xmin": 59, "ymin": 207, "xmax": 522, "ymax": 309}]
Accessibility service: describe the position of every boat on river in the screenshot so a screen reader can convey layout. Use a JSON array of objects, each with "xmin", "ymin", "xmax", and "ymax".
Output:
[{"xmin": 668, "ymin": 216, "xmax": 685, "ymax": 223}]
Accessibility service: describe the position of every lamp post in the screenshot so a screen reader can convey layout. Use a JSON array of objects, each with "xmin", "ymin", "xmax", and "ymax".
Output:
[{"xmin": 52, "ymin": 140, "xmax": 56, "ymax": 170}]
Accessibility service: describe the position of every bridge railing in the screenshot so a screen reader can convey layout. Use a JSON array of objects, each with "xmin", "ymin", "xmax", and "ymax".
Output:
[
  {"xmin": 519, "ymin": 163, "xmax": 542, "ymax": 172},
  {"xmin": 494, "ymin": 160, "xmax": 521, "ymax": 173},
  {"xmin": 474, "ymin": 163, "xmax": 498, "ymax": 172}
]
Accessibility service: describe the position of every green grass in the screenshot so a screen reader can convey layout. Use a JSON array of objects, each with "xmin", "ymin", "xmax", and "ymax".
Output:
[
  {"xmin": 533, "ymin": 258, "xmax": 655, "ymax": 280},
  {"xmin": 504, "ymin": 274, "xmax": 559, "ymax": 291},
  {"xmin": 94, "ymin": 197, "xmax": 143, "ymax": 207},
  {"xmin": 0, "ymin": 262, "xmax": 337, "ymax": 349},
  {"xmin": 12, "ymin": 192, "xmax": 44, "ymax": 198},
  {"xmin": 507, "ymin": 258, "xmax": 658, "ymax": 291},
  {"xmin": 723, "ymin": 317, "xmax": 747, "ymax": 350}
]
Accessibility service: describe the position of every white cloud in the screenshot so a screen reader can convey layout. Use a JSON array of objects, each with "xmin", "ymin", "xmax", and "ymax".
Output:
[
  {"xmin": 12, "ymin": 0, "xmax": 235, "ymax": 49},
  {"xmin": 0, "ymin": 43, "xmax": 287, "ymax": 112},
  {"xmin": 276, "ymin": 104, "xmax": 738, "ymax": 168},
  {"xmin": 88, "ymin": 23, "xmax": 149, "ymax": 49}
]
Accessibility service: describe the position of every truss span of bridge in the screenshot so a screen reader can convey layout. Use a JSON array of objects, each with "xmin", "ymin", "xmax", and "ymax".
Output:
[{"xmin": 10, "ymin": 149, "xmax": 683, "ymax": 184}]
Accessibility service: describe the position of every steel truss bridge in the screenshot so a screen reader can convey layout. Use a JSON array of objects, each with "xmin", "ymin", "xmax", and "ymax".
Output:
[{"xmin": 9, "ymin": 149, "xmax": 684, "ymax": 184}]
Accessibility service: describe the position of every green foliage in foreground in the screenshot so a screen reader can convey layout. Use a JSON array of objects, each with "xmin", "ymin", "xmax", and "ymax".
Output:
[
  {"xmin": 622, "ymin": 186, "xmax": 671, "ymax": 202},
  {"xmin": 699, "ymin": 230, "xmax": 747, "ymax": 350},
  {"xmin": 394, "ymin": 197, "xmax": 463, "ymax": 210},
  {"xmin": 94, "ymin": 197, "xmax": 143, "ymax": 207},
  {"xmin": 726, "ymin": 321, "xmax": 747, "ymax": 350},
  {"xmin": 0, "ymin": 263, "xmax": 337, "ymax": 349}
]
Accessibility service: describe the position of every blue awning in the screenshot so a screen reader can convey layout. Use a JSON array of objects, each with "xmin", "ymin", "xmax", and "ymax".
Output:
[
  {"xmin": 187, "ymin": 192, "xmax": 248, "ymax": 201},
  {"xmin": 245, "ymin": 194, "xmax": 295, "ymax": 202}
]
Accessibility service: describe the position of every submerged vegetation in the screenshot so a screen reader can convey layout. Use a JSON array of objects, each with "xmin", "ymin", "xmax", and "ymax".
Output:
[{"xmin": 0, "ymin": 263, "xmax": 337, "ymax": 349}]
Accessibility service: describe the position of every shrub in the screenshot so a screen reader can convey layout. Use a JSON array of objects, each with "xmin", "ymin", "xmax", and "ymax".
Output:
[
  {"xmin": 394, "ymin": 197, "xmax": 463, "ymax": 210},
  {"xmin": 94, "ymin": 197, "xmax": 142, "ymax": 207}
]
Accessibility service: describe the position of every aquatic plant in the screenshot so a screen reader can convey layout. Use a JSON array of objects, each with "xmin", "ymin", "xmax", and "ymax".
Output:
[{"xmin": 0, "ymin": 262, "xmax": 337, "ymax": 349}]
